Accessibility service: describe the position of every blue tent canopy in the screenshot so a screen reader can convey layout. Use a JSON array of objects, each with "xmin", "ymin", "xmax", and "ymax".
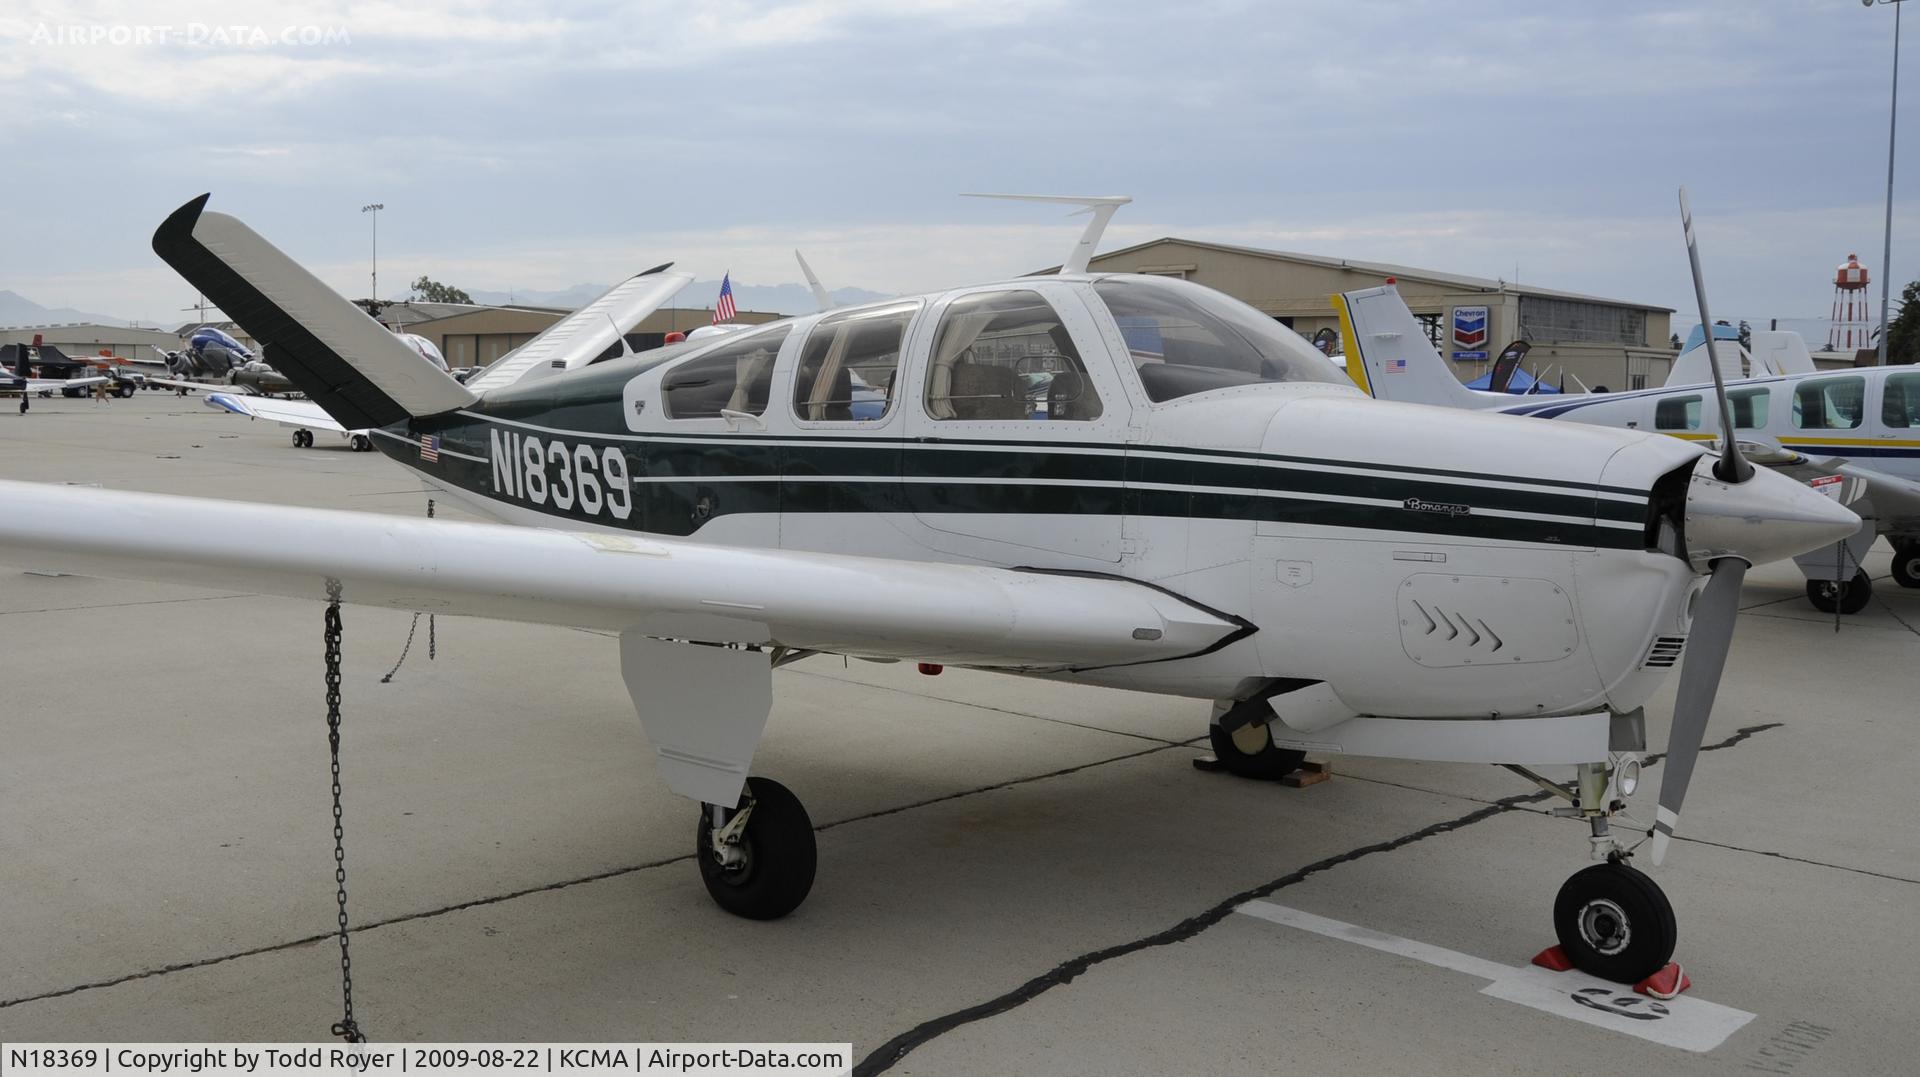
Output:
[{"xmin": 1464, "ymin": 367, "xmax": 1561, "ymax": 394}]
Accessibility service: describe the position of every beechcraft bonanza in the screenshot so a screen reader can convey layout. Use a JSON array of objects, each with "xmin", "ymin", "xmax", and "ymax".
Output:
[
  {"xmin": 0, "ymin": 193, "xmax": 1860, "ymax": 986},
  {"xmin": 1344, "ymin": 280, "xmax": 1919, "ymax": 615}
]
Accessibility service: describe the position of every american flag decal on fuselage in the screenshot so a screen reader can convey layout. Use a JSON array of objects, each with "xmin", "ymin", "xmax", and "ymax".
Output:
[{"xmin": 420, "ymin": 434, "xmax": 440, "ymax": 462}]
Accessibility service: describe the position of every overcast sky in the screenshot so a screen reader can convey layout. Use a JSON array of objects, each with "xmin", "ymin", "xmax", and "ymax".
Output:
[{"xmin": 1, "ymin": 0, "xmax": 1913, "ymax": 330}]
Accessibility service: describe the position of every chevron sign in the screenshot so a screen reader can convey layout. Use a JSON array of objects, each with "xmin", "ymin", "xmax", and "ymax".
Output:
[{"xmin": 1452, "ymin": 306, "xmax": 1489, "ymax": 349}]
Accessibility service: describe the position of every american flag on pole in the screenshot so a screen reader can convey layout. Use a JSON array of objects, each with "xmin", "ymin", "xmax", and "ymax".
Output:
[
  {"xmin": 419, "ymin": 434, "xmax": 440, "ymax": 462},
  {"xmin": 713, "ymin": 273, "xmax": 737, "ymax": 324}
]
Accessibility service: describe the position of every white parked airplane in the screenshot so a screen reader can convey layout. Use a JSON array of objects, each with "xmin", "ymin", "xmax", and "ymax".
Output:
[
  {"xmin": 1340, "ymin": 219, "xmax": 1915, "ymax": 615},
  {"xmin": 0, "ymin": 194, "xmax": 1858, "ymax": 986}
]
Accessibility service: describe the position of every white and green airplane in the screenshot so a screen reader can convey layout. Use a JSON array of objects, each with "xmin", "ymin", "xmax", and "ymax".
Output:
[{"xmin": 0, "ymin": 194, "xmax": 1858, "ymax": 985}]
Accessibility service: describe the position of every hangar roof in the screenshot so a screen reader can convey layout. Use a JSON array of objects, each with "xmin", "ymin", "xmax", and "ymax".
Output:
[{"xmin": 1066, "ymin": 237, "xmax": 1675, "ymax": 313}]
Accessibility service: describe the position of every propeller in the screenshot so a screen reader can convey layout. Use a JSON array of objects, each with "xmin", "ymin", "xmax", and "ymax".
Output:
[{"xmin": 1653, "ymin": 188, "xmax": 1755, "ymax": 865}]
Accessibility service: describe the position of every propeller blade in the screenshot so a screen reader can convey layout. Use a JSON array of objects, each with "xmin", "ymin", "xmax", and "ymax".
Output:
[
  {"xmin": 1652, "ymin": 556, "xmax": 1748, "ymax": 865},
  {"xmin": 1678, "ymin": 187, "xmax": 1752, "ymax": 485}
]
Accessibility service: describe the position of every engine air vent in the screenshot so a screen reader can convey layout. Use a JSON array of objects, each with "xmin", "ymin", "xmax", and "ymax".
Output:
[{"xmin": 1643, "ymin": 636, "xmax": 1687, "ymax": 669}]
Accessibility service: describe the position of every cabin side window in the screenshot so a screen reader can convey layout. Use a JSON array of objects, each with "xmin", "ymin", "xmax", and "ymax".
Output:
[
  {"xmin": 791, "ymin": 302, "xmax": 917, "ymax": 423},
  {"xmin": 924, "ymin": 290, "xmax": 1103, "ymax": 422},
  {"xmin": 1654, "ymin": 395, "xmax": 1702, "ymax": 431},
  {"xmin": 1791, "ymin": 376, "xmax": 1866, "ymax": 431},
  {"xmin": 1883, "ymin": 372, "xmax": 1920, "ymax": 429},
  {"xmin": 1729, "ymin": 387, "xmax": 1770, "ymax": 429},
  {"xmin": 662, "ymin": 327, "xmax": 791, "ymax": 419}
]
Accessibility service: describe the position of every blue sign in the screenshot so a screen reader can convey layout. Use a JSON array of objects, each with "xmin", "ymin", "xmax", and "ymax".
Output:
[{"xmin": 1451, "ymin": 350, "xmax": 1489, "ymax": 361}]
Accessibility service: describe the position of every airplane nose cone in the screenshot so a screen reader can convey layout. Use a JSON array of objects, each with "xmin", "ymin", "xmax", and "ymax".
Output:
[{"xmin": 1683, "ymin": 456, "xmax": 1860, "ymax": 568}]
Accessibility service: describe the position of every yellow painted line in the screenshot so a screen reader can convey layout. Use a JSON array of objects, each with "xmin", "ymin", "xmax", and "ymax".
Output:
[{"xmin": 1331, "ymin": 293, "xmax": 1371, "ymax": 398}]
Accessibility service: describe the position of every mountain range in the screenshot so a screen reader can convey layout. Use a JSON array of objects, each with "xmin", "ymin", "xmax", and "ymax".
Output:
[{"xmin": 0, "ymin": 290, "xmax": 138, "ymax": 329}]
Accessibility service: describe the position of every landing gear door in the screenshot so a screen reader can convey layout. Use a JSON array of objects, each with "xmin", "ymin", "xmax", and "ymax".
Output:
[{"xmin": 903, "ymin": 284, "xmax": 1128, "ymax": 564}]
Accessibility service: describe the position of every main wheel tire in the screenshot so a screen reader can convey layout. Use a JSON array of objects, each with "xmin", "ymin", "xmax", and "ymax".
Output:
[
  {"xmin": 696, "ymin": 777, "xmax": 816, "ymax": 920},
  {"xmin": 1208, "ymin": 720, "xmax": 1306, "ymax": 781},
  {"xmin": 1806, "ymin": 570, "xmax": 1872, "ymax": 615},
  {"xmin": 1893, "ymin": 545, "xmax": 1920, "ymax": 589},
  {"xmin": 1553, "ymin": 862, "xmax": 1676, "ymax": 984},
  {"xmin": 349, "ymin": 434, "xmax": 371, "ymax": 452}
]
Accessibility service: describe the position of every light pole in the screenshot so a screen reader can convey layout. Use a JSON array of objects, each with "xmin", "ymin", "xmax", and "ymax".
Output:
[
  {"xmin": 361, "ymin": 203, "xmax": 384, "ymax": 301},
  {"xmin": 1870, "ymin": 1, "xmax": 1905, "ymax": 364}
]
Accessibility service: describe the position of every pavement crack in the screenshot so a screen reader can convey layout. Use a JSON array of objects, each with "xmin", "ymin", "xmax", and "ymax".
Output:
[
  {"xmin": 854, "ymin": 722, "xmax": 1783, "ymax": 1077},
  {"xmin": 0, "ymin": 742, "xmax": 1189, "ymax": 1013}
]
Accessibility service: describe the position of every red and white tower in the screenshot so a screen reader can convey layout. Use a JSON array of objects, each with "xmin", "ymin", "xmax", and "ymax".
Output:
[{"xmin": 1829, "ymin": 253, "xmax": 1873, "ymax": 351}]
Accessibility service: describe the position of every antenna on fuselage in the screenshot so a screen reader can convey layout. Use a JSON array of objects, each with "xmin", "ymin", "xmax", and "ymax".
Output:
[{"xmin": 960, "ymin": 193, "xmax": 1132, "ymax": 275}]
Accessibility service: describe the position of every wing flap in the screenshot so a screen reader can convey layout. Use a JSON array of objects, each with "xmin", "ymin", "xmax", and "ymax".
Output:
[{"xmin": 0, "ymin": 481, "xmax": 1242, "ymax": 669}]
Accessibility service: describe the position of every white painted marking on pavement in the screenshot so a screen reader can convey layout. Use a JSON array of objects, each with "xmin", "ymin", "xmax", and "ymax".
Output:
[{"xmin": 1236, "ymin": 899, "xmax": 1755, "ymax": 1053}]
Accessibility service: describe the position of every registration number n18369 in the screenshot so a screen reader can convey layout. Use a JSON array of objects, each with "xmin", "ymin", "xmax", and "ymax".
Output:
[{"xmin": 490, "ymin": 429, "xmax": 632, "ymax": 519}]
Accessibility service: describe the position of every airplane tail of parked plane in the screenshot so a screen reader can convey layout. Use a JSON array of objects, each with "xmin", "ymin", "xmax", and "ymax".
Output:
[
  {"xmin": 151, "ymin": 195, "xmax": 478, "ymax": 430},
  {"xmin": 1333, "ymin": 286, "xmax": 1489, "ymax": 409}
]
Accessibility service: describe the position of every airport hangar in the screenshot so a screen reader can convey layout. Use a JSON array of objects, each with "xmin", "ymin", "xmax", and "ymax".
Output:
[
  {"xmin": 1063, "ymin": 238, "xmax": 1680, "ymax": 392},
  {"xmin": 0, "ymin": 323, "xmax": 182, "ymax": 363}
]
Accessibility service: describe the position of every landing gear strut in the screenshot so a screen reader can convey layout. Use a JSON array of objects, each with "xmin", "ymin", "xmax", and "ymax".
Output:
[{"xmin": 696, "ymin": 776, "xmax": 816, "ymax": 919}]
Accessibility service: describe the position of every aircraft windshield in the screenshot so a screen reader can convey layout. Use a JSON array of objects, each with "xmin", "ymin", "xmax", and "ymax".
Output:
[{"xmin": 1092, "ymin": 277, "xmax": 1343, "ymax": 402}]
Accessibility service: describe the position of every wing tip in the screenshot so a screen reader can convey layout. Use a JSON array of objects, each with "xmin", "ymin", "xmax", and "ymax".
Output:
[{"xmin": 153, "ymin": 193, "xmax": 212, "ymax": 257}]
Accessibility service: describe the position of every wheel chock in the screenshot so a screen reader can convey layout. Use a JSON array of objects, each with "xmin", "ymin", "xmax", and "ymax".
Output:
[
  {"xmin": 1531, "ymin": 944, "xmax": 1577, "ymax": 972},
  {"xmin": 1281, "ymin": 760, "xmax": 1331, "ymax": 788},
  {"xmin": 1635, "ymin": 962, "xmax": 1691, "ymax": 1000}
]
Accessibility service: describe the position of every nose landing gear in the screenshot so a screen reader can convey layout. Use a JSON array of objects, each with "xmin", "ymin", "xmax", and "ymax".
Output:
[
  {"xmin": 1553, "ymin": 860, "xmax": 1676, "ymax": 984},
  {"xmin": 1509, "ymin": 753, "xmax": 1676, "ymax": 983}
]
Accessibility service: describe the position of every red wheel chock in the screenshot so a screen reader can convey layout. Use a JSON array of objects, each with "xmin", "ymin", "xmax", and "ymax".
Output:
[
  {"xmin": 1634, "ymin": 962, "xmax": 1691, "ymax": 1000},
  {"xmin": 1530, "ymin": 947, "xmax": 1692, "ymax": 999},
  {"xmin": 1531, "ymin": 945, "xmax": 1576, "ymax": 971}
]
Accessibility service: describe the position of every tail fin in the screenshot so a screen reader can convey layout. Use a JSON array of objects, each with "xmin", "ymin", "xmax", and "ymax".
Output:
[
  {"xmin": 1333, "ymin": 286, "xmax": 1486, "ymax": 409},
  {"xmin": 152, "ymin": 195, "xmax": 476, "ymax": 429}
]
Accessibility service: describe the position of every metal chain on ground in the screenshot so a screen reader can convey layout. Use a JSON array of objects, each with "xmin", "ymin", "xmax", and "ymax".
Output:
[
  {"xmin": 323, "ymin": 579, "xmax": 366, "ymax": 1044},
  {"xmin": 427, "ymin": 499, "xmax": 436, "ymax": 661},
  {"xmin": 377, "ymin": 500, "xmax": 438, "ymax": 682}
]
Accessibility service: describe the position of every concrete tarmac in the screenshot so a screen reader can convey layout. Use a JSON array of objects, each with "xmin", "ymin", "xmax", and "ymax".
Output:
[{"xmin": 2, "ymin": 393, "xmax": 1915, "ymax": 1075}]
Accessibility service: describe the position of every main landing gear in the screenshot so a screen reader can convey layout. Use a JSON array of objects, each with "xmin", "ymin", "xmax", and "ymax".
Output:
[
  {"xmin": 1207, "ymin": 719, "xmax": 1306, "ymax": 780},
  {"xmin": 697, "ymin": 776, "xmax": 816, "ymax": 919},
  {"xmin": 1510, "ymin": 754, "xmax": 1677, "ymax": 983},
  {"xmin": 349, "ymin": 433, "xmax": 373, "ymax": 452},
  {"xmin": 1892, "ymin": 542, "xmax": 1920, "ymax": 590},
  {"xmin": 291, "ymin": 428, "xmax": 314, "ymax": 448},
  {"xmin": 1805, "ymin": 569, "xmax": 1871, "ymax": 615}
]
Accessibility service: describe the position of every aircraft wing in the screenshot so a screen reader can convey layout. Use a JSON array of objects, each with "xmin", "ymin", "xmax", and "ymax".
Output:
[
  {"xmin": 144, "ymin": 376, "xmax": 230, "ymax": 394},
  {"xmin": 1741, "ymin": 442, "xmax": 1920, "ymax": 529},
  {"xmin": 0, "ymin": 480, "xmax": 1244, "ymax": 671},
  {"xmin": 205, "ymin": 393, "xmax": 349, "ymax": 433},
  {"xmin": 17, "ymin": 376, "xmax": 109, "ymax": 392},
  {"xmin": 462, "ymin": 268, "xmax": 695, "ymax": 395}
]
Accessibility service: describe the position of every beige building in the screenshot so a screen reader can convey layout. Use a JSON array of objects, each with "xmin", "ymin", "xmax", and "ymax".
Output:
[
  {"xmin": 0, "ymin": 323, "xmax": 182, "ymax": 363},
  {"xmin": 1076, "ymin": 239, "xmax": 1678, "ymax": 392},
  {"xmin": 409, "ymin": 305, "xmax": 782, "ymax": 368}
]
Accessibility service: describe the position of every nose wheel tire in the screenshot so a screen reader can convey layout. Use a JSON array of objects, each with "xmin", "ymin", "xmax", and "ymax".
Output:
[
  {"xmin": 1805, "ymin": 570, "xmax": 1871, "ymax": 615},
  {"xmin": 1553, "ymin": 862, "xmax": 1676, "ymax": 984},
  {"xmin": 696, "ymin": 777, "xmax": 816, "ymax": 920},
  {"xmin": 1207, "ymin": 720, "xmax": 1307, "ymax": 781},
  {"xmin": 1893, "ymin": 545, "xmax": 1920, "ymax": 589}
]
